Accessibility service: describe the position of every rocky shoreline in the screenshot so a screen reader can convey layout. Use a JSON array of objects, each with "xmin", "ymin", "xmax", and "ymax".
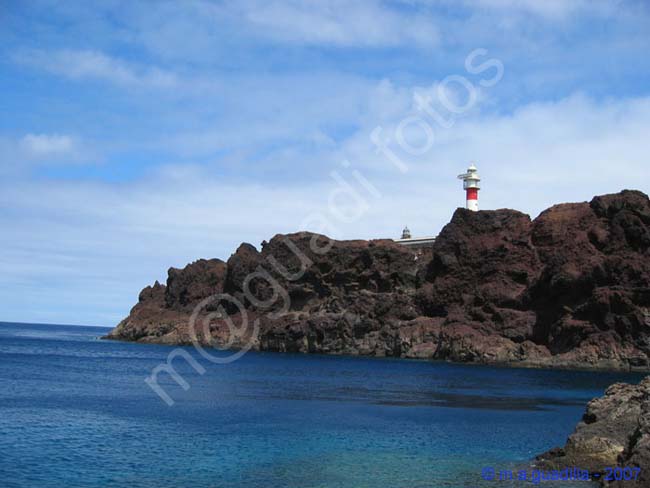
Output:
[
  {"xmin": 536, "ymin": 376, "xmax": 650, "ymax": 486},
  {"xmin": 105, "ymin": 190, "xmax": 650, "ymax": 372}
]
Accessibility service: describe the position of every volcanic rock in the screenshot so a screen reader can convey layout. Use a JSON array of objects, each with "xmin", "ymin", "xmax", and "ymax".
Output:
[
  {"xmin": 106, "ymin": 190, "xmax": 650, "ymax": 371},
  {"xmin": 537, "ymin": 376, "xmax": 650, "ymax": 486}
]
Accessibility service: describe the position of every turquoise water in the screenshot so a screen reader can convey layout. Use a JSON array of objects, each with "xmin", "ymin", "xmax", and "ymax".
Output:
[{"xmin": 0, "ymin": 321, "xmax": 644, "ymax": 488}]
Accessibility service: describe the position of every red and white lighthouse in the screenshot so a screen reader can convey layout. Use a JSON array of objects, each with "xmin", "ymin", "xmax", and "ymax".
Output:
[{"xmin": 457, "ymin": 164, "xmax": 481, "ymax": 211}]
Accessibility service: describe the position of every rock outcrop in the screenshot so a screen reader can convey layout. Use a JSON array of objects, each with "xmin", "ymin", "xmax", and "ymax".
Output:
[
  {"xmin": 537, "ymin": 376, "xmax": 650, "ymax": 486},
  {"xmin": 106, "ymin": 190, "xmax": 650, "ymax": 371}
]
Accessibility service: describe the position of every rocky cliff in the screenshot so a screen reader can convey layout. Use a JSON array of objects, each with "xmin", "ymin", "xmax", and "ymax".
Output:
[
  {"xmin": 106, "ymin": 190, "xmax": 650, "ymax": 371},
  {"xmin": 537, "ymin": 376, "xmax": 650, "ymax": 486}
]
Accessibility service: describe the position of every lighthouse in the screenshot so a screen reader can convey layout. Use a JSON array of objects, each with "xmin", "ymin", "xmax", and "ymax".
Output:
[{"xmin": 457, "ymin": 163, "xmax": 481, "ymax": 211}]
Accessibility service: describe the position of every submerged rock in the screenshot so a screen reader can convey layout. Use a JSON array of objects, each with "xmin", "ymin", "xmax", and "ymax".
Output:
[{"xmin": 106, "ymin": 190, "xmax": 650, "ymax": 371}]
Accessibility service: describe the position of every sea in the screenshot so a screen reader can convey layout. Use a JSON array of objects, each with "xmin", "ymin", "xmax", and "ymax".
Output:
[{"xmin": 0, "ymin": 321, "xmax": 644, "ymax": 488}]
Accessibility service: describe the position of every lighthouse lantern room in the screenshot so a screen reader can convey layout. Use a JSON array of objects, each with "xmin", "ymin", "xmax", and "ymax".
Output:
[{"xmin": 457, "ymin": 163, "xmax": 481, "ymax": 211}]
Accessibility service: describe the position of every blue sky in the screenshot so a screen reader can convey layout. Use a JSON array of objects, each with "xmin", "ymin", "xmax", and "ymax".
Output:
[{"xmin": 1, "ymin": 0, "xmax": 649, "ymax": 326}]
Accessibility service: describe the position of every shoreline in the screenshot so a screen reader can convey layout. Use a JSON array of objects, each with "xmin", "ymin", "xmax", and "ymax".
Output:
[
  {"xmin": 101, "ymin": 333, "xmax": 650, "ymax": 375},
  {"xmin": 105, "ymin": 191, "xmax": 650, "ymax": 380}
]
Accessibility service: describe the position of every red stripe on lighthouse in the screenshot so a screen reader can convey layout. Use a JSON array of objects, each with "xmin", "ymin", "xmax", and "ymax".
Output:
[{"xmin": 466, "ymin": 188, "xmax": 478, "ymax": 200}]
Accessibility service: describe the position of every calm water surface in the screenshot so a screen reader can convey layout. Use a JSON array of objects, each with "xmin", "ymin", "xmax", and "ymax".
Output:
[{"xmin": 0, "ymin": 321, "xmax": 644, "ymax": 488}]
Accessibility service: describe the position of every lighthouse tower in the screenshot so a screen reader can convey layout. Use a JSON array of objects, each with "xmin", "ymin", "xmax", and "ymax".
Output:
[{"xmin": 457, "ymin": 164, "xmax": 481, "ymax": 211}]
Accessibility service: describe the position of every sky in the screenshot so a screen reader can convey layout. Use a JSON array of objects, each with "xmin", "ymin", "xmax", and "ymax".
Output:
[{"xmin": 1, "ymin": 0, "xmax": 649, "ymax": 326}]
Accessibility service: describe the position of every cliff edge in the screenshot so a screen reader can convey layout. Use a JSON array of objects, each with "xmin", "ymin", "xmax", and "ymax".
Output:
[{"xmin": 106, "ymin": 190, "xmax": 650, "ymax": 371}]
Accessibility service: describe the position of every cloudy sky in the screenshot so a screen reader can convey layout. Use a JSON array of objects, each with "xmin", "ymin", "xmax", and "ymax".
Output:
[{"xmin": 1, "ymin": 0, "xmax": 649, "ymax": 326}]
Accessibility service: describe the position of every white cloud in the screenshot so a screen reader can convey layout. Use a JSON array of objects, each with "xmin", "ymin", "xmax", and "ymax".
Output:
[
  {"xmin": 122, "ymin": 0, "xmax": 440, "ymax": 52},
  {"xmin": 240, "ymin": 0, "xmax": 439, "ymax": 46},
  {"xmin": 20, "ymin": 134, "xmax": 75, "ymax": 156},
  {"xmin": 468, "ymin": 0, "xmax": 592, "ymax": 18},
  {"xmin": 0, "ymin": 133, "xmax": 90, "ymax": 171},
  {"xmin": 14, "ymin": 49, "xmax": 178, "ymax": 88}
]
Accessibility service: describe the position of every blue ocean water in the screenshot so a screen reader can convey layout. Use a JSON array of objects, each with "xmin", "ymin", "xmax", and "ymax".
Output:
[{"xmin": 0, "ymin": 321, "xmax": 644, "ymax": 488}]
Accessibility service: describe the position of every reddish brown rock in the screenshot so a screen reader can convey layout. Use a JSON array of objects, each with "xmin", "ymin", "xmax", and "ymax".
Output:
[
  {"xmin": 165, "ymin": 259, "xmax": 227, "ymax": 311},
  {"xmin": 527, "ymin": 190, "xmax": 650, "ymax": 369},
  {"xmin": 106, "ymin": 280, "xmax": 187, "ymax": 343},
  {"xmin": 106, "ymin": 190, "xmax": 650, "ymax": 371}
]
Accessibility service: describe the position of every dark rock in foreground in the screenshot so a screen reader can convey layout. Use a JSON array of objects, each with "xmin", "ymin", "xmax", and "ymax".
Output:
[
  {"xmin": 106, "ymin": 190, "xmax": 650, "ymax": 371},
  {"xmin": 537, "ymin": 376, "xmax": 650, "ymax": 486}
]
